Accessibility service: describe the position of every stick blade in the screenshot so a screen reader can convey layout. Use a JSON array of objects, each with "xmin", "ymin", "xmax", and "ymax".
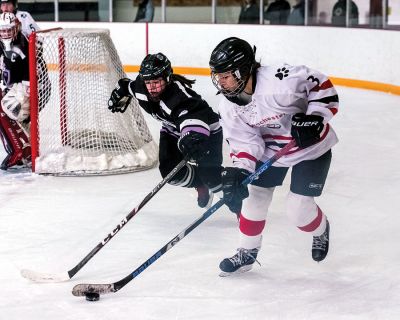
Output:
[
  {"xmin": 20, "ymin": 269, "xmax": 70, "ymax": 283},
  {"xmin": 72, "ymin": 284, "xmax": 115, "ymax": 296}
]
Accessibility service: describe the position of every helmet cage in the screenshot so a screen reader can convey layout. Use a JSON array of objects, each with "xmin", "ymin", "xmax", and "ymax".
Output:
[
  {"xmin": 0, "ymin": 12, "xmax": 19, "ymax": 41},
  {"xmin": 211, "ymin": 65, "xmax": 252, "ymax": 97}
]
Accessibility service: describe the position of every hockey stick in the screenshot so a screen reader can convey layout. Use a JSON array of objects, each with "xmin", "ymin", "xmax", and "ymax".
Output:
[
  {"xmin": 21, "ymin": 159, "xmax": 188, "ymax": 283},
  {"xmin": 72, "ymin": 140, "xmax": 296, "ymax": 297}
]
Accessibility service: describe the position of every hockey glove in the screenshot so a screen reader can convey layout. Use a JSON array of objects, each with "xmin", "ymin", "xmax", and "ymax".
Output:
[
  {"xmin": 291, "ymin": 113, "xmax": 324, "ymax": 149},
  {"xmin": 221, "ymin": 167, "xmax": 250, "ymax": 214},
  {"xmin": 178, "ymin": 131, "xmax": 209, "ymax": 161},
  {"xmin": 1, "ymin": 82, "xmax": 30, "ymax": 122},
  {"xmin": 108, "ymin": 78, "xmax": 132, "ymax": 113}
]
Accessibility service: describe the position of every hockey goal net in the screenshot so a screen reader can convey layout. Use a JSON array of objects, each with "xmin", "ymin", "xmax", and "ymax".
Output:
[{"xmin": 28, "ymin": 28, "xmax": 158, "ymax": 176}]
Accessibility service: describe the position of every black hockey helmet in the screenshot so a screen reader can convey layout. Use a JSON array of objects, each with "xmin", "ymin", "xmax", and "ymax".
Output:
[
  {"xmin": 209, "ymin": 37, "xmax": 256, "ymax": 97},
  {"xmin": 139, "ymin": 53, "xmax": 173, "ymax": 82}
]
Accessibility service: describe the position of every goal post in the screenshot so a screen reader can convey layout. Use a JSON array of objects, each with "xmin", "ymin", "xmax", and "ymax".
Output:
[{"xmin": 28, "ymin": 28, "xmax": 158, "ymax": 176}]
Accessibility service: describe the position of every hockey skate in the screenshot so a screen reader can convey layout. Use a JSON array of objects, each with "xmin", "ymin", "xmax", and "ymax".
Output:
[
  {"xmin": 0, "ymin": 152, "xmax": 23, "ymax": 170},
  {"xmin": 312, "ymin": 220, "xmax": 330, "ymax": 262},
  {"xmin": 0, "ymin": 143, "xmax": 31, "ymax": 171},
  {"xmin": 195, "ymin": 184, "xmax": 213, "ymax": 209},
  {"xmin": 219, "ymin": 248, "xmax": 260, "ymax": 277}
]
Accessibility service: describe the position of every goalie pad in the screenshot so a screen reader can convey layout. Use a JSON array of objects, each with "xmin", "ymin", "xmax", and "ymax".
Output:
[
  {"xmin": 0, "ymin": 111, "xmax": 31, "ymax": 169},
  {"xmin": 1, "ymin": 82, "xmax": 30, "ymax": 122}
]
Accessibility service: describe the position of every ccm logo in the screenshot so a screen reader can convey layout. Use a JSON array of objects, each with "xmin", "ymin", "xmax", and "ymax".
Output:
[
  {"xmin": 101, "ymin": 218, "xmax": 128, "ymax": 245},
  {"xmin": 292, "ymin": 121, "xmax": 319, "ymax": 127}
]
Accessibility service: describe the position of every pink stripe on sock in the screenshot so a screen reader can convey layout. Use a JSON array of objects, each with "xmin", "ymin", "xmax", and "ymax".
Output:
[
  {"xmin": 298, "ymin": 206, "xmax": 323, "ymax": 232},
  {"xmin": 239, "ymin": 214, "xmax": 266, "ymax": 236}
]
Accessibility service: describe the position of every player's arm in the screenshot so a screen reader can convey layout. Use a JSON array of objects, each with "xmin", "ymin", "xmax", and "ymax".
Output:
[
  {"xmin": 17, "ymin": 12, "xmax": 40, "ymax": 37},
  {"xmin": 291, "ymin": 65, "xmax": 339, "ymax": 148},
  {"xmin": 172, "ymin": 99, "xmax": 213, "ymax": 161},
  {"xmin": 299, "ymin": 65, "xmax": 339, "ymax": 120}
]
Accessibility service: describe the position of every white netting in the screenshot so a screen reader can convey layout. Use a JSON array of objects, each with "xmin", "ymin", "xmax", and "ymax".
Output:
[{"xmin": 31, "ymin": 28, "xmax": 158, "ymax": 176}]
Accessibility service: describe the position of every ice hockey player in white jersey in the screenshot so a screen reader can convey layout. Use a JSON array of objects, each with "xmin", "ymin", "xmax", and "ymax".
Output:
[
  {"xmin": 0, "ymin": 0, "xmax": 39, "ymax": 38},
  {"xmin": 108, "ymin": 53, "xmax": 223, "ymax": 208},
  {"xmin": 209, "ymin": 37, "xmax": 339, "ymax": 275}
]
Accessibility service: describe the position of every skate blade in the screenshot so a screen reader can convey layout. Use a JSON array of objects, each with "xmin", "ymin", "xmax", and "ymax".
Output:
[
  {"xmin": 204, "ymin": 191, "xmax": 214, "ymax": 209},
  {"xmin": 219, "ymin": 265, "xmax": 253, "ymax": 277}
]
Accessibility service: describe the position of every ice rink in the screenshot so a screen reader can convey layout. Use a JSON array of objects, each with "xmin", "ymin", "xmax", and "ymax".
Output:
[{"xmin": 1, "ymin": 77, "xmax": 399, "ymax": 320}]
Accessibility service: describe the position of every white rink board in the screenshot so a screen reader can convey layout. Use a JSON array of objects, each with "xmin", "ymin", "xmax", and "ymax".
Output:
[{"xmin": 38, "ymin": 22, "xmax": 400, "ymax": 87}]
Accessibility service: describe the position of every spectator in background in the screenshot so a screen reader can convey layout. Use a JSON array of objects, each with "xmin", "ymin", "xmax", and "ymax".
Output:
[
  {"xmin": 264, "ymin": 0, "xmax": 291, "ymax": 25},
  {"xmin": 98, "ymin": 0, "xmax": 109, "ymax": 22},
  {"xmin": 134, "ymin": 0, "xmax": 154, "ymax": 22},
  {"xmin": 238, "ymin": 0, "xmax": 259, "ymax": 24},
  {"xmin": 0, "ymin": 0, "xmax": 39, "ymax": 37},
  {"xmin": 332, "ymin": 0, "xmax": 359, "ymax": 27},
  {"xmin": 318, "ymin": 11, "xmax": 328, "ymax": 25},
  {"xmin": 287, "ymin": 0, "xmax": 306, "ymax": 25}
]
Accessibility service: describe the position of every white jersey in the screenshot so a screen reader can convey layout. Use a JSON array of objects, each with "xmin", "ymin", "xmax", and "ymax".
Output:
[
  {"xmin": 218, "ymin": 64, "xmax": 339, "ymax": 172},
  {"xmin": 16, "ymin": 11, "xmax": 39, "ymax": 38}
]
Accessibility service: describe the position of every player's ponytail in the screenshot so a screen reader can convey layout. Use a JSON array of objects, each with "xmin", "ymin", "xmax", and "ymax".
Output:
[{"xmin": 170, "ymin": 74, "xmax": 196, "ymax": 88}]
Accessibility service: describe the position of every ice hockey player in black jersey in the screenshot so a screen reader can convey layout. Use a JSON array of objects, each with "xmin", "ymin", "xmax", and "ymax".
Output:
[
  {"xmin": 108, "ymin": 53, "xmax": 223, "ymax": 208},
  {"xmin": 0, "ymin": 12, "xmax": 31, "ymax": 170}
]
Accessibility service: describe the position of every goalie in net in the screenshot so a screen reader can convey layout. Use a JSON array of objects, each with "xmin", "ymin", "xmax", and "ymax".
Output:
[
  {"xmin": 108, "ymin": 53, "xmax": 223, "ymax": 208},
  {"xmin": 0, "ymin": 12, "xmax": 49, "ymax": 170}
]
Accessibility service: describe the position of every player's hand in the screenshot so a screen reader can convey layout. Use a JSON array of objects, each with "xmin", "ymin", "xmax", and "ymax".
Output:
[
  {"xmin": 291, "ymin": 113, "xmax": 324, "ymax": 148},
  {"xmin": 221, "ymin": 167, "xmax": 250, "ymax": 214},
  {"xmin": 178, "ymin": 131, "xmax": 209, "ymax": 161},
  {"xmin": 108, "ymin": 78, "xmax": 131, "ymax": 113}
]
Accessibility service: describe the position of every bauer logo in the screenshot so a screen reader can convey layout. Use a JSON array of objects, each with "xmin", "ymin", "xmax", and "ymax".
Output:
[{"xmin": 309, "ymin": 183, "xmax": 323, "ymax": 189}]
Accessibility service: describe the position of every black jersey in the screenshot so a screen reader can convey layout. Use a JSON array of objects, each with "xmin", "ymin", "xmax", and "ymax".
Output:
[
  {"xmin": 0, "ymin": 34, "xmax": 29, "ymax": 88},
  {"xmin": 128, "ymin": 76, "xmax": 221, "ymax": 137}
]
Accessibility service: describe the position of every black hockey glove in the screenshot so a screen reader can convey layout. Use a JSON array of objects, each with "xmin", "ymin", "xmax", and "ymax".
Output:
[
  {"xmin": 221, "ymin": 167, "xmax": 250, "ymax": 214},
  {"xmin": 291, "ymin": 113, "xmax": 324, "ymax": 148},
  {"xmin": 108, "ymin": 78, "xmax": 132, "ymax": 113},
  {"xmin": 178, "ymin": 131, "xmax": 209, "ymax": 161}
]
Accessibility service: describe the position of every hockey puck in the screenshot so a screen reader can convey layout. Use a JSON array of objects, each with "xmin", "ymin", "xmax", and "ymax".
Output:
[{"xmin": 85, "ymin": 292, "xmax": 100, "ymax": 301}]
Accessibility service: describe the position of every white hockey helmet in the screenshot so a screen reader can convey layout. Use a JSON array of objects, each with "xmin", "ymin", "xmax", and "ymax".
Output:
[{"xmin": 0, "ymin": 12, "xmax": 20, "ymax": 41}]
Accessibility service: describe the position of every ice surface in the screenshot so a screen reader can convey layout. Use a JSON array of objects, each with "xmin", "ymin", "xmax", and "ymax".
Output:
[{"xmin": 1, "ymin": 77, "xmax": 399, "ymax": 320}]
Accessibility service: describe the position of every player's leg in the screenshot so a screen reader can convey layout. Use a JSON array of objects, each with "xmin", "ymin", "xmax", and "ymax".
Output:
[
  {"xmin": 196, "ymin": 129, "xmax": 224, "ymax": 207},
  {"xmin": 158, "ymin": 130, "xmax": 207, "ymax": 206},
  {"xmin": 286, "ymin": 150, "xmax": 332, "ymax": 262},
  {"xmin": 219, "ymin": 165, "xmax": 289, "ymax": 275},
  {"xmin": 0, "ymin": 112, "xmax": 31, "ymax": 170}
]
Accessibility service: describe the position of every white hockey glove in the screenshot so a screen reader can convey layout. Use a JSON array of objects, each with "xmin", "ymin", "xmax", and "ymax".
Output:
[{"xmin": 1, "ymin": 82, "xmax": 30, "ymax": 122}]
